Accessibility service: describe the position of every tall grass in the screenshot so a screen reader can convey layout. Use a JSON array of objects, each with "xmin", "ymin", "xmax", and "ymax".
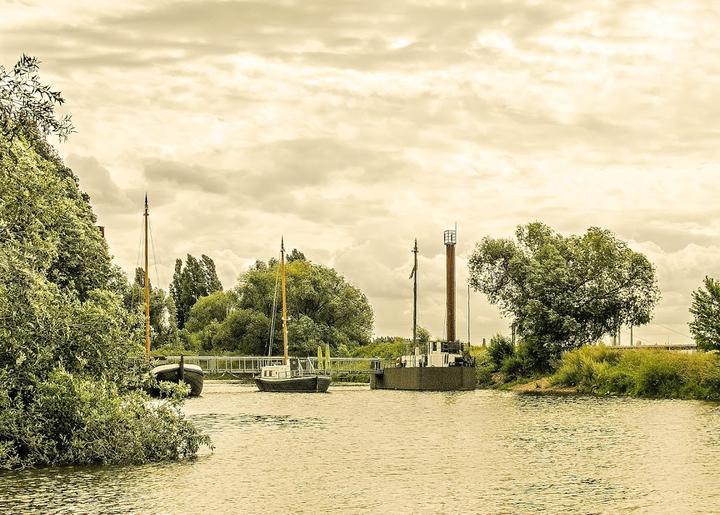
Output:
[{"xmin": 551, "ymin": 345, "xmax": 720, "ymax": 400}]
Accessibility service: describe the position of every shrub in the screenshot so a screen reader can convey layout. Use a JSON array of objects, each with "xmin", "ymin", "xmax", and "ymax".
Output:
[
  {"xmin": 635, "ymin": 358, "xmax": 684, "ymax": 398},
  {"xmin": 551, "ymin": 345, "xmax": 720, "ymax": 400},
  {"xmin": 501, "ymin": 354, "xmax": 527, "ymax": 380},
  {"xmin": 487, "ymin": 334, "xmax": 514, "ymax": 371}
]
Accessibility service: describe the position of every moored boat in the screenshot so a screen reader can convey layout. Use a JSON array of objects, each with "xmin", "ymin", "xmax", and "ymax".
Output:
[
  {"xmin": 254, "ymin": 238, "xmax": 332, "ymax": 393},
  {"xmin": 370, "ymin": 230, "xmax": 475, "ymax": 391},
  {"xmin": 151, "ymin": 358, "xmax": 205, "ymax": 397},
  {"xmin": 139, "ymin": 195, "xmax": 205, "ymax": 397},
  {"xmin": 255, "ymin": 360, "xmax": 331, "ymax": 393}
]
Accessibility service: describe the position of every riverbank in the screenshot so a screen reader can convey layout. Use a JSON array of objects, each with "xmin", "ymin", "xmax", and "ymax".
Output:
[{"xmin": 481, "ymin": 345, "xmax": 720, "ymax": 401}]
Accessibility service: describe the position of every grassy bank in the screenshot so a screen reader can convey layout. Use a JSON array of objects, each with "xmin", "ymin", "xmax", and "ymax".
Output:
[
  {"xmin": 474, "ymin": 339, "xmax": 720, "ymax": 401},
  {"xmin": 549, "ymin": 346, "xmax": 720, "ymax": 400}
]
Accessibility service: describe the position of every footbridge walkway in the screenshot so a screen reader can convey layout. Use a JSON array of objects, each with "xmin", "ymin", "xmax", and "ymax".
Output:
[{"xmin": 161, "ymin": 355, "xmax": 381, "ymax": 376}]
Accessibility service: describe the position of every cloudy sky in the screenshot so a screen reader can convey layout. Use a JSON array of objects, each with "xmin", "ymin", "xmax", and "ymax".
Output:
[{"xmin": 2, "ymin": 0, "xmax": 718, "ymax": 343}]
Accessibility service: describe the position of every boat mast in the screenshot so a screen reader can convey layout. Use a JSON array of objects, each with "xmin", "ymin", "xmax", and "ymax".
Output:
[
  {"xmin": 280, "ymin": 237, "xmax": 289, "ymax": 365},
  {"xmin": 144, "ymin": 194, "xmax": 151, "ymax": 359},
  {"xmin": 412, "ymin": 239, "xmax": 418, "ymax": 348}
]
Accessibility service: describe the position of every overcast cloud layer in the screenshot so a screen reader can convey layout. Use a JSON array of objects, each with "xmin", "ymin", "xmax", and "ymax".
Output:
[{"xmin": 2, "ymin": 0, "xmax": 718, "ymax": 343}]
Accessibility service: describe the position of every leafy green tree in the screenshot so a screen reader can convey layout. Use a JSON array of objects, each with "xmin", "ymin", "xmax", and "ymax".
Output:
[
  {"xmin": 0, "ymin": 54, "xmax": 74, "ymax": 141},
  {"xmin": 235, "ymin": 258, "xmax": 374, "ymax": 355},
  {"xmin": 0, "ymin": 56, "xmax": 208, "ymax": 469},
  {"xmin": 183, "ymin": 257, "xmax": 374, "ymax": 355},
  {"xmin": 469, "ymin": 222, "xmax": 659, "ymax": 371},
  {"xmin": 170, "ymin": 254, "xmax": 223, "ymax": 328},
  {"xmin": 487, "ymin": 334, "xmax": 514, "ymax": 371},
  {"xmin": 416, "ymin": 326, "xmax": 431, "ymax": 346},
  {"xmin": 287, "ymin": 248, "xmax": 306, "ymax": 262},
  {"xmin": 689, "ymin": 277, "xmax": 720, "ymax": 351},
  {"xmin": 213, "ymin": 309, "xmax": 270, "ymax": 354},
  {"xmin": 185, "ymin": 291, "xmax": 235, "ymax": 333}
]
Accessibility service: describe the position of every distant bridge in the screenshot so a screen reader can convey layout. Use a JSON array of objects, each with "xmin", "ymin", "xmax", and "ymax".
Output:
[
  {"xmin": 161, "ymin": 355, "xmax": 381, "ymax": 376},
  {"xmin": 608, "ymin": 343, "xmax": 697, "ymax": 351}
]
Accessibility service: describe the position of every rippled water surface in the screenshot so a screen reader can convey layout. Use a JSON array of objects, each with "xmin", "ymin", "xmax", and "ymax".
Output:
[{"xmin": 3, "ymin": 382, "xmax": 720, "ymax": 513}]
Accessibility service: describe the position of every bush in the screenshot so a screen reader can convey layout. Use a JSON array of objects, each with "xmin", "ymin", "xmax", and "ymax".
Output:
[
  {"xmin": 635, "ymin": 358, "xmax": 684, "ymax": 398},
  {"xmin": 551, "ymin": 345, "xmax": 720, "ymax": 400},
  {"xmin": 1, "ymin": 370, "xmax": 210, "ymax": 469},
  {"xmin": 501, "ymin": 354, "xmax": 526, "ymax": 380},
  {"xmin": 487, "ymin": 334, "xmax": 514, "ymax": 371},
  {"xmin": 351, "ymin": 338, "xmax": 407, "ymax": 360}
]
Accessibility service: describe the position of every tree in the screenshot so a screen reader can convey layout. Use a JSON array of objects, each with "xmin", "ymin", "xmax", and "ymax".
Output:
[
  {"xmin": 487, "ymin": 334, "xmax": 514, "ymax": 371},
  {"xmin": 213, "ymin": 309, "xmax": 270, "ymax": 354},
  {"xmin": 689, "ymin": 277, "xmax": 720, "ymax": 351},
  {"xmin": 235, "ymin": 258, "xmax": 374, "ymax": 355},
  {"xmin": 468, "ymin": 222, "xmax": 659, "ymax": 371},
  {"xmin": 287, "ymin": 248, "xmax": 306, "ymax": 262},
  {"xmin": 170, "ymin": 254, "xmax": 223, "ymax": 328},
  {"xmin": 0, "ymin": 55, "xmax": 74, "ymax": 141},
  {"xmin": 0, "ymin": 56, "xmax": 208, "ymax": 469},
  {"xmin": 416, "ymin": 326, "xmax": 431, "ymax": 345},
  {"xmin": 185, "ymin": 291, "xmax": 235, "ymax": 333},
  {"xmin": 182, "ymin": 256, "xmax": 374, "ymax": 355}
]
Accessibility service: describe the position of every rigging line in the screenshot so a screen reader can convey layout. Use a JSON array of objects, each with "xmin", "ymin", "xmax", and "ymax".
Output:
[
  {"xmin": 135, "ymin": 214, "xmax": 143, "ymax": 271},
  {"xmin": 267, "ymin": 265, "xmax": 281, "ymax": 357},
  {"xmin": 148, "ymin": 218, "xmax": 162, "ymax": 290},
  {"xmin": 653, "ymin": 323, "xmax": 692, "ymax": 340}
]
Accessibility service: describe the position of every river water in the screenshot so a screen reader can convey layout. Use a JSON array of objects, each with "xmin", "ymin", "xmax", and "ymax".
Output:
[{"xmin": 3, "ymin": 382, "xmax": 720, "ymax": 514}]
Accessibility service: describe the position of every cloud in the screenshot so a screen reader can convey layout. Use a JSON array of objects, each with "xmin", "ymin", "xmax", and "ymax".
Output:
[{"xmin": 2, "ymin": 0, "xmax": 719, "ymax": 341}]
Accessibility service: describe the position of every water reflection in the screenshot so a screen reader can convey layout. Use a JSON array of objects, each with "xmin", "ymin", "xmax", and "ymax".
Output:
[{"xmin": 3, "ymin": 383, "xmax": 720, "ymax": 513}]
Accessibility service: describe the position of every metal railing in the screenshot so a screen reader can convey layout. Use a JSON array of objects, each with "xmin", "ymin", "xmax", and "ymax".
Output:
[{"xmin": 161, "ymin": 356, "xmax": 381, "ymax": 375}]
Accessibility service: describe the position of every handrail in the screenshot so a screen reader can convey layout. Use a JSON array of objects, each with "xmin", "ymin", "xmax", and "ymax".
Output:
[{"xmin": 159, "ymin": 355, "xmax": 382, "ymax": 375}]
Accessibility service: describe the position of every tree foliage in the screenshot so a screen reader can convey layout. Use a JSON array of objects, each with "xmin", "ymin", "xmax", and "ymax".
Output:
[
  {"xmin": 0, "ymin": 57, "xmax": 208, "ymax": 469},
  {"xmin": 469, "ymin": 222, "xmax": 660, "ymax": 370},
  {"xmin": 0, "ymin": 55, "xmax": 74, "ymax": 141},
  {"xmin": 127, "ymin": 268, "xmax": 180, "ymax": 349},
  {"xmin": 170, "ymin": 254, "xmax": 223, "ymax": 329},
  {"xmin": 487, "ymin": 334, "xmax": 514, "ymax": 371},
  {"xmin": 689, "ymin": 276, "xmax": 720, "ymax": 351},
  {"xmin": 183, "ymin": 256, "xmax": 374, "ymax": 355}
]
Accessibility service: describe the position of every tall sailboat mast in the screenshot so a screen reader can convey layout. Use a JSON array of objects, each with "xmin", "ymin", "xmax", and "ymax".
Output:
[
  {"xmin": 144, "ymin": 194, "xmax": 151, "ymax": 359},
  {"xmin": 280, "ymin": 237, "xmax": 289, "ymax": 365},
  {"xmin": 412, "ymin": 239, "xmax": 418, "ymax": 348}
]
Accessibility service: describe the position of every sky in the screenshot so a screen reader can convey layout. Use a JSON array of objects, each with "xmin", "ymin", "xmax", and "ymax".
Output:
[{"xmin": 2, "ymin": 0, "xmax": 719, "ymax": 343}]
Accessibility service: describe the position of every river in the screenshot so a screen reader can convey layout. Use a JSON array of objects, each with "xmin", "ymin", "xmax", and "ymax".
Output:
[{"xmin": 3, "ymin": 382, "xmax": 720, "ymax": 514}]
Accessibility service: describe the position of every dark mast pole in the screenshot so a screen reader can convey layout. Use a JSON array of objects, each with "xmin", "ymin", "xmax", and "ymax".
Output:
[
  {"xmin": 412, "ymin": 239, "xmax": 418, "ymax": 348},
  {"xmin": 143, "ymin": 194, "xmax": 150, "ymax": 360}
]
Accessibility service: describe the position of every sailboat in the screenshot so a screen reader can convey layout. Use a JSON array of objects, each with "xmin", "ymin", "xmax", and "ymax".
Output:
[
  {"xmin": 254, "ymin": 238, "xmax": 331, "ymax": 393},
  {"xmin": 141, "ymin": 195, "xmax": 204, "ymax": 397}
]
